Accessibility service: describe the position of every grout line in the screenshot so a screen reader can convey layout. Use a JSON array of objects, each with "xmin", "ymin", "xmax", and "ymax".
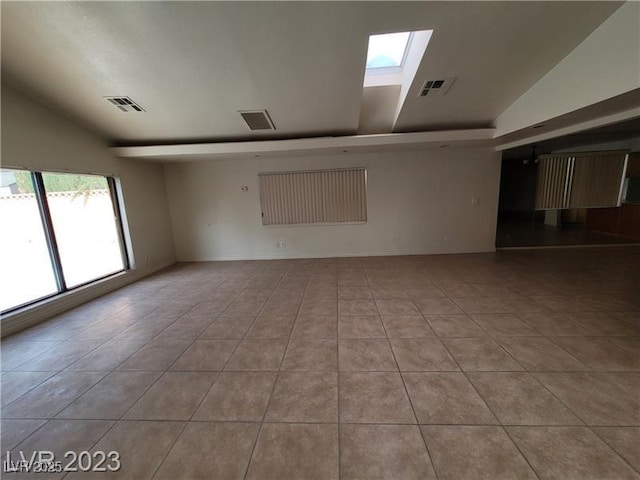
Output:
[
  {"xmin": 436, "ymin": 327, "xmax": 543, "ymax": 479},
  {"xmin": 365, "ymin": 265, "xmax": 442, "ymax": 480},
  {"xmin": 127, "ymin": 269, "xmax": 263, "ymax": 479},
  {"xmin": 240, "ymin": 266, "xmax": 307, "ymax": 480}
]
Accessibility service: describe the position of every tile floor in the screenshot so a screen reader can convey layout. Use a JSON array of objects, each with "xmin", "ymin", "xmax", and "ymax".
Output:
[{"xmin": 1, "ymin": 247, "xmax": 640, "ymax": 479}]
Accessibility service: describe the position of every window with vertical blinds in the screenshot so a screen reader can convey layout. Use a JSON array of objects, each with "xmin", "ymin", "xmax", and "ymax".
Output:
[
  {"xmin": 535, "ymin": 151, "xmax": 628, "ymax": 210},
  {"xmin": 259, "ymin": 168, "xmax": 367, "ymax": 225}
]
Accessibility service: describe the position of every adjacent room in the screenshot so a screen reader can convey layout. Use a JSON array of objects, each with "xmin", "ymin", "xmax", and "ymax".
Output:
[{"xmin": 1, "ymin": 2, "xmax": 639, "ymax": 479}]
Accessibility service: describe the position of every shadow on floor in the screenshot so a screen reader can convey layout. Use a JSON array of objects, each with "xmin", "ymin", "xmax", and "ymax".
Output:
[{"xmin": 496, "ymin": 222, "xmax": 639, "ymax": 248}]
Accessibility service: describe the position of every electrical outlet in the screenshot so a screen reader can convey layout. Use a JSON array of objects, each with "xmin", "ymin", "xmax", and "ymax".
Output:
[
  {"xmin": 241, "ymin": 186, "xmax": 248, "ymax": 192},
  {"xmin": 277, "ymin": 241, "xmax": 285, "ymax": 248},
  {"xmin": 471, "ymin": 197, "xmax": 480, "ymax": 205},
  {"xmin": 444, "ymin": 235, "xmax": 451, "ymax": 244}
]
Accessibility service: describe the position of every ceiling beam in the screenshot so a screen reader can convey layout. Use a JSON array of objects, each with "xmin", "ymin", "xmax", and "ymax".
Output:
[{"xmin": 112, "ymin": 129, "xmax": 495, "ymax": 161}]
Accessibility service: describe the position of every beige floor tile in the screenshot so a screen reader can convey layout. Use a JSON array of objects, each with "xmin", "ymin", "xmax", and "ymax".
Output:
[
  {"xmin": 507, "ymin": 426, "xmax": 640, "ymax": 480},
  {"xmin": 390, "ymin": 338, "xmax": 459, "ymax": 371},
  {"xmin": 117, "ymin": 340, "xmax": 191, "ymax": 370},
  {"xmin": 1, "ymin": 341, "xmax": 59, "ymax": 371},
  {"xmin": 404, "ymin": 372, "xmax": 497, "ymax": 424},
  {"xmin": 259, "ymin": 301, "xmax": 301, "ymax": 317},
  {"xmin": 425, "ymin": 314, "xmax": 487, "ymax": 337},
  {"xmin": 371, "ymin": 287, "xmax": 410, "ymax": 299},
  {"xmin": 57, "ymin": 371, "xmax": 161, "ymax": 419},
  {"xmin": 468, "ymin": 372, "xmax": 582, "ymax": 425},
  {"xmin": 9, "ymin": 419, "xmax": 113, "ymax": 479},
  {"xmin": 339, "ymin": 372, "xmax": 415, "ymax": 423},
  {"xmin": 12, "ymin": 342, "xmax": 102, "ymax": 372},
  {"xmin": 613, "ymin": 311, "xmax": 640, "ymax": 326},
  {"xmin": 444, "ymin": 337, "xmax": 523, "ymax": 371},
  {"xmin": 245, "ymin": 316, "xmax": 295, "ymax": 339},
  {"xmin": 224, "ymin": 339, "xmax": 287, "ymax": 370},
  {"xmin": 1, "ymin": 371, "xmax": 55, "ymax": 407},
  {"xmin": 381, "ymin": 315, "xmax": 436, "ymax": 337},
  {"xmin": 415, "ymin": 297, "xmax": 464, "ymax": 315},
  {"xmin": 170, "ymin": 339, "xmax": 238, "ymax": 371},
  {"xmin": 111, "ymin": 317, "xmax": 177, "ymax": 341},
  {"xmin": 497, "ymin": 337, "xmax": 587, "ymax": 371},
  {"xmin": 3, "ymin": 250, "xmax": 640, "ymax": 479},
  {"xmin": 124, "ymin": 371, "xmax": 216, "ymax": 420},
  {"xmin": 607, "ymin": 336, "xmax": 640, "ymax": 356},
  {"xmin": 153, "ymin": 315, "xmax": 216, "ymax": 341},
  {"xmin": 517, "ymin": 312, "xmax": 593, "ymax": 336},
  {"xmin": 489, "ymin": 295, "xmax": 551, "ymax": 313},
  {"xmin": 193, "ymin": 371, "xmax": 276, "ymax": 421},
  {"xmin": 566, "ymin": 312, "xmax": 640, "ymax": 336},
  {"xmin": 199, "ymin": 316, "xmax": 255, "ymax": 339},
  {"xmin": 338, "ymin": 315, "xmax": 386, "ymax": 338},
  {"xmin": 551, "ymin": 336, "xmax": 640, "ymax": 371},
  {"xmin": 338, "ymin": 286, "xmax": 373, "ymax": 299},
  {"xmin": 246, "ymin": 423, "xmax": 338, "ymax": 480},
  {"xmin": 593, "ymin": 427, "xmax": 640, "ymax": 473},
  {"xmin": 532, "ymin": 296, "xmax": 600, "ymax": 313},
  {"xmin": 290, "ymin": 315, "xmax": 337, "ymax": 339},
  {"xmin": 281, "ymin": 339, "xmax": 337, "ymax": 371},
  {"xmin": 223, "ymin": 300, "xmax": 266, "ymax": 317},
  {"xmin": 65, "ymin": 340, "xmax": 147, "ymax": 371},
  {"xmin": 66, "ymin": 420, "xmax": 185, "ymax": 480},
  {"xmin": 299, "ymin": 299, "xmax": 337, "ymax": 316},
  {"xmin": 338, "ymin": 299, "xmax": 378, "ymax": 316},
  {"xmin": 375, "ymin": 299, "xmax": 420, "ymax": 315},
  {"xmin": 440, "ymin": 284, "xmax": 484, "ymax": 297},
  {"xmin": 340, "ymin": 424, "xmax": 437, "ymax": 480},
  {"xmin": 0, "ymin": 419, "xmax": 47, "ymax": 450},
  {"xmin": 407, "ymin": 286, "xmax": 447, "ymax": 299},
  {"xmin": 265, "ymin": 372, "xmax": 337, "ymax": 422},
  {"xmin": 451, "ymin": 297, "xmax": 511, "ymax": 315},
  {"xmin": 2, "ymin": 371, "xmax": 106, "ymax": 419},
  {"xmin": 339, "ymin": 339, "xmax": 397, "ymax": 371},
  {"xmin": 534, "ymin": 372, "xmax": 640, "ymax": 425},
  {"xmin": 470, "ymin": 313, "xmax": 540, "ymax": 337},
  {"xmin": 421, "ymin": 425, "xmax": 537, "ymax": 480},
  {"xmin": 155, "ymin": 422, "xmax": 259, "ymax": 480}
]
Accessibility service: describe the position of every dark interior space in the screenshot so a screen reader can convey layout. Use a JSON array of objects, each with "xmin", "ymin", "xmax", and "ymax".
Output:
[{"xmin": 496, "ymin": 119, "xmax": 640, "ymax": 248}]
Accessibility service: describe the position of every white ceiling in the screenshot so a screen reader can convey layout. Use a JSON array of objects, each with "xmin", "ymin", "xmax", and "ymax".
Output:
[{"xmin": 1, "ymin": 1, "xmax": 622, "ymax": 145}]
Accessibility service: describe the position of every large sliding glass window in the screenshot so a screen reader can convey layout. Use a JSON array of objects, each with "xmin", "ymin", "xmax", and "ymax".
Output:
[
  {"xmin": 0, "ymin": 169, "xmax": 58, "ymax": 311},
  {"xmin": 0, "ymin": 168, "xmax": 128, "ymax": 313}
]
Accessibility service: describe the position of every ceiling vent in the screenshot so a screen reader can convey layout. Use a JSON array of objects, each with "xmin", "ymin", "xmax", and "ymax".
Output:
[
  {"xmin": 418, "ymin": 78, "xmax": 456, "ymax": 97},
  {"xmin": 105, "ymin": 96, "xmax": 145, "ymax": 112},
  {"xmin": 238, "ymin": 110, "xmax": 276, "ymax": 131}
]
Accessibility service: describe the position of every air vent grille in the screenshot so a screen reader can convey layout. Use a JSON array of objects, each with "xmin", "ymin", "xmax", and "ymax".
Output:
[
  {"xmin": 239, "ymin": 110, "xmax": 275, "ymax": 131},
  {"xmin": 105, "ymin": 96, "xmax": 145, "ymax": 112},
  {"xmin": 419, "ymin": 78, "xmax": 456, "ymax": 97}
]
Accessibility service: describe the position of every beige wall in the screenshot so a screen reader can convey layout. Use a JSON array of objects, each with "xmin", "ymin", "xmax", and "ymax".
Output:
[
  {"xmin": 496, "ymin": 1, "xmax": 639, "ymax": 136},
  {"xmin": 164, "ymin": 148, "xmax": 501, "ymax": 261},
  {"xmin": 1, "ymin": 84, "xmax": 176, "ymax": 333}
]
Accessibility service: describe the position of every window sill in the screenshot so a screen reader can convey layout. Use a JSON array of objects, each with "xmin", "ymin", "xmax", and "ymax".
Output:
[{"xmin": 262, "ymin": 221, "xmax": 367, "ymax": 228}]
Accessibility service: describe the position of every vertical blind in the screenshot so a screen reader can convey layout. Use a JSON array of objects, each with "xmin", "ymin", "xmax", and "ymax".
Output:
[
  {"xmin": 535, "ymin": 155, "xmax": 572, "ymax": 210},
  {"xmin": 535, "ymin": 152, "xmax": 628, "ymax": 210},
  {"xmin": 259, "ymin": 168, "xmax": 367, "ymax": 225}
]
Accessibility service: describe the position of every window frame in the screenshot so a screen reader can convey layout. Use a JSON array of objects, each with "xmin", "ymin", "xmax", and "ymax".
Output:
[
  {"xmin": 365, "ymin": 32, "xmax": 414, "ymax": 72},
  {"xmin": 0, "ymin": 168, "xmax": 130, "ymax": 315}
]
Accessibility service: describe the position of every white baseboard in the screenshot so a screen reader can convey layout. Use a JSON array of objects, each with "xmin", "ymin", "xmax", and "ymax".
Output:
[
  {"xmin": 0, "ymin": 260, "xmax": 175, "ymax": 338},
  {"xmin": 178, "ymin": 247, "xmax": 497, "ymax": 262}
]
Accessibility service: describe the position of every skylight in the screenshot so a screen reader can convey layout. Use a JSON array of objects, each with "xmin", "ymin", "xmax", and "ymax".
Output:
[{"xmin": 366, "ymin": 32, "xmax": 411, "ymax": 69}]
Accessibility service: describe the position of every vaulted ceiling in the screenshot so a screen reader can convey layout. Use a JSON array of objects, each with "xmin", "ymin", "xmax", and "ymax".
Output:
[{"xmin": 0, "ymin": 2, "xmax": 624, "ymax": 146}]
